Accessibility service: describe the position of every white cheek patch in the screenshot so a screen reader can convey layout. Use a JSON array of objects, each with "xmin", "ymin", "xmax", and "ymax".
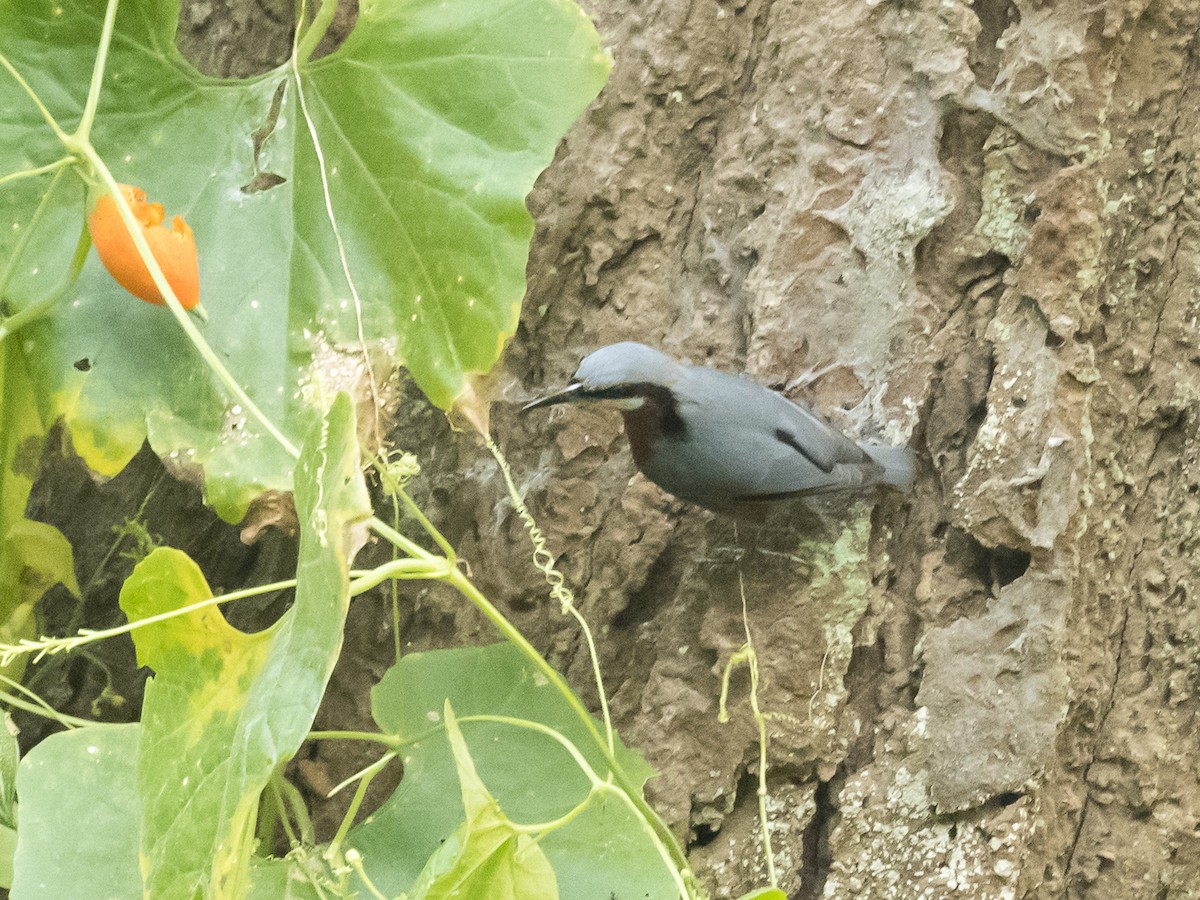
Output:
[{"xmin": 613, "ymin": 396, "xmax": 646, "ymax": 410}]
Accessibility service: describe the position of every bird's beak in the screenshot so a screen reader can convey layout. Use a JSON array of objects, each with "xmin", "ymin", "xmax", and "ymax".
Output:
[{"xmin": 522, "ymin": 382, "xmax": 584, "ymax": 411}]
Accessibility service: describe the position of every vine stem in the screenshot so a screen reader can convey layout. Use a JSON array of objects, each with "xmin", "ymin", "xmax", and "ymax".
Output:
[
  {"xmin": 0, "ymin": 164, "xmax": 80, "ymax": 343},
  {"xmin": 737, "ymin": 566, "xmax": 778, "ymax": 888},
  {"xmin": 295, "ymin": 0, "xmax": 339, "ymax": 65},
  {"xmin": 367, "ymin": 515, "xmax": 437, "ymax": 563},
  {"xmin": 0, "ymin": 48, "xmax": 69, "ymax": 141},
  {"xmin": 0, "ymin": 210, "xmax": 92, "ymax": 345},
  {"xmin": 444, "ymin": 568, "xmax": 606, "ymax": 751},
  {"xmin": 0, "ymin": 166, "xmax": 72, "ymax": 306},
  {"xmin": 0, "ymin": 576, "xmax": 299, "ymax": 666},
  {"xmin": 344, "ymin": 850, "xmax": 387, "ymax": 900},
  {"xmin": 324, "ymin": 751, "xmax": 396, "ymax": 864},
  {"xmin": 0, "ymin": 684, "xmax": 89, "ymax": 728},
  {"xmin": 456, "ymin": 712, "xmax": 689, "ymax": 898},
  {"xmin": 484, "ymin": 435, "xmax": 614, "ymax": 754},
  {"xmin": 444, "ymin": 567, "xmax": 694, "ymax": 885},
  {"xmin": 0, "ymin": 156, "xmax": 73, "ymax": 190},
  {"xmin": 348, "ymin": 556, "xmax": 449, "ymax": 593},
  {"xmin": 289, "ymin": 20, "xmax": 385, "ymax": 450},
  {"xmin": 273, "ymin": 771, "xmax": 316, "ymax": 846},
  {"xmin": 70, "ymin": 142, "xmax": 301, "ymax": 459},
  {"xmin": 395, "ymin": 486, "xmax": 457, "ymax": 562},
  {"xmin": 718, "ymin": 540, "xmax": 779, "ymax": 888},
  {"xmin": 76, "ymin": 0, "xmax": 120, "ymax": 142}
]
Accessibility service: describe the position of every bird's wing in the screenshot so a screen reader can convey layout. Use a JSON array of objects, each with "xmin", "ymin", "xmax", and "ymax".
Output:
[
  {"xmin": 684, "ymin": 367, "xmax": 869, "ymax": 469},
  {"xmin": 762, "ymin": 387, "xmax": 870, "ymax": 473},
  {"xmin": 666, "ymin": 368, "xmax": 880, "ymax": 503}
]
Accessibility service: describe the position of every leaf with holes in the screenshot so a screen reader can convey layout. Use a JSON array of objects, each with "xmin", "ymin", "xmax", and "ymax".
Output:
[{"xmin": 0, "ymin": 0, "xmax": 608, "ymax": 519}]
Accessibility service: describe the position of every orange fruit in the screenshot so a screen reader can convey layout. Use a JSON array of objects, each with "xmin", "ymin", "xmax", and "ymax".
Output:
[{"xmin": 88, "ymin": 184, "xmax": 200, "ymax": 310}]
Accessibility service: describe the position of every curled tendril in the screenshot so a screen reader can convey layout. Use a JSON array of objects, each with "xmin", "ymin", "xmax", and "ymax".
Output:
[
  {"xmin": 374, "ymin": 448, "xmax": 421, "ymax": 497},
  {"xmin": 485, "ymin": 436, "xmax": 575, "ymax": 614}
]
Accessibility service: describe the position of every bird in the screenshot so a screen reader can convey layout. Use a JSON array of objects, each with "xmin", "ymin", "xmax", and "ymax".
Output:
[{"xmin": 524, "ymin": 342, "xmax": 913, "ymax": 517}]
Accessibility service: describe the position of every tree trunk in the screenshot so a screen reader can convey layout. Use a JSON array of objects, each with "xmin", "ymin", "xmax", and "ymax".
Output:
[{"xmin": 488, "ymin": 0, "xmax": 1200, "ymax": 896}]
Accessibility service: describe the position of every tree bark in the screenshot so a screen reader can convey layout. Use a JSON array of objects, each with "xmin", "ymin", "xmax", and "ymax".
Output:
[{"xmin": 481, "ymin": 0, "xmax": 1200, "ymax": 896}]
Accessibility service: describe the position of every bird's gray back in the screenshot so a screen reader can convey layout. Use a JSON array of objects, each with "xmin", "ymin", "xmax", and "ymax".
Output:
[{"xmin": 643, "ymin": 365, "xmax": 880, "ymax": 506}]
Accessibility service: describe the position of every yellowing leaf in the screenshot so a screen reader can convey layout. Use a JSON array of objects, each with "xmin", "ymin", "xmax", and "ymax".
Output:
[
  {"xmin": 0, "ymin": 344, "xmax": 78, "ymax": 681},
  {"xmin": 120, "ymin": 393, "xmax": 369, "ymax": 898}
]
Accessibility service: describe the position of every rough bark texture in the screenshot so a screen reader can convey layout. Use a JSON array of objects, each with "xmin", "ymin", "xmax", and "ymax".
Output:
[
  {"xmin": 23, "ymin": 0, "xmax": 1200, "ymax": 898},
  {"xmin": 446, "ymin": 0, "xmax": 1200, "ymax": 894},
  {"xmin": 484, "ymin": 0, "xmax": 1200, "ymax": 896}
]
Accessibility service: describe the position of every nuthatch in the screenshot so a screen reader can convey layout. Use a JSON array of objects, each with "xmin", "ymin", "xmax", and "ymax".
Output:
[{"xmin": 525, "ymin": 342, "xmax": 913, "ymax": 516}]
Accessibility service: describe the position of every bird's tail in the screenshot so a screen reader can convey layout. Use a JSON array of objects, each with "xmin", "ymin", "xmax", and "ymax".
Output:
[{"xmin": 862, "ymin": 442, "xmax": 915, "ymax": 491}]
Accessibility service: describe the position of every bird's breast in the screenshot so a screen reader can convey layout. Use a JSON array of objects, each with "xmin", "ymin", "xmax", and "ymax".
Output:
[
  {"xmin": 618, "ymin": 385, "xmax": 686, "ymax": 475},
  {"xmin": 621, "ymin": 404, "xmax": 661, "ymax": 473}
]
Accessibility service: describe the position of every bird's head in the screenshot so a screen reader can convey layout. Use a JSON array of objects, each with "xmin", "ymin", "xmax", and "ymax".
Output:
[{"xmin": 523, "ymin": 342, "xmax": 680, "ymax": 411}]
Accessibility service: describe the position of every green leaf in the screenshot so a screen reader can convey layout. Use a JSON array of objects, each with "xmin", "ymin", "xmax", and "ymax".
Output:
[
  {"xmin": 120, "ymin": 393, "xmax": 369, "ymax": 898},
  {"xmin": 348, "ymin": 643, "xmax": 676, "ymax": 900},
  {"xmin": 0, "ymin": 822, "xmax": 16, "ymax": 890},
  {"xmin": 0, "ymin": 0, "xmax": 608, "ymax": 519},
  {"xmin": 0, "ymin": 340, "xmax": 78, "ymax": 680},
  {"xmin": 0, "ymin": 721, "xmax": 18, "ymax": 829},
  {"xmin": 11, "ymin": 723, "xmax": 142, "ymax": 898},
  {"xmin": 407, "ymin": 702, "xmax": 558, "ymax": 900},
  {"xmin": 0, "ymin": 722, "xmax": 16, "ymax": 891},
  {"xmin": 246, "ymin": 857, "xmax": 324, "ymax": 900},
  {"xmin": 737, "ymin": 889, "xmax": 788, "ymax": 900}
]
